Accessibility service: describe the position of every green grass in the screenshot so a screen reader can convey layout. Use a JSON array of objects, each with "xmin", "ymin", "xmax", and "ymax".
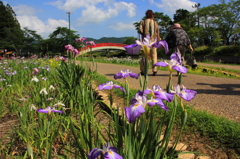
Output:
[{"xmin": 93, "ymin": 73, "xmax": 240, "ymax": 151}]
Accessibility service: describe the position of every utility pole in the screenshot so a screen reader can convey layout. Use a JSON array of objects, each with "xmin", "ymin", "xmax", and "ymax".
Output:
[{"xmin": 67, "ymin": 12, "xmax": 71, "ymax": 44}]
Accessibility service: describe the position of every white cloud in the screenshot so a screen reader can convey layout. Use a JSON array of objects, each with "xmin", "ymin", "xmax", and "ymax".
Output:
[
  {"xmin": 16, "ymin": 16, "xmax": 69, "ymax": 38},
  {"xmin": 48, "ymin": 0, "xmax": 112, "ymax": 11},
  {"xmin": 77, "ymin": 5, "xmax": 118, "ymax": 24},
  {"xmin": 109, "ymin": 22, "xmax": 135, "ymax": 31},
  {"xmin": 154, "ymin": 0, "xmax": 197, "ymax": 16},
  {"xmin": 114, "ymin": 2, "xmax": 136, "ymax": 17},
  {"xmin": 49, "ymin": 0, "xmax": 136, "ymax": 25},
  {"xmin": 12, "ymin": 5, "xmax": 38, "ymax": 15}
]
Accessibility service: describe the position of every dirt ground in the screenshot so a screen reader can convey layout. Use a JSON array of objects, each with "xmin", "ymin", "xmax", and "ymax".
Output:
[
  {"xmin": 96, "ymin": 89, "xmax": 240, "ymax": 159},
  {"xmin": 0, "ymin": 90, "xmax": 239, "ymax": 159}
]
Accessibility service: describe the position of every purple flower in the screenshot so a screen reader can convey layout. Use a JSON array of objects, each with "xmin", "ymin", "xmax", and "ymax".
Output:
[
  {"xmin": 152, "ymin": 40, "xmax": 169, "ymax": 54},
  {"xmin": 125, "ymin": 90, "xmax": 170, "ymax": 123},
  {"xmin": 37, "ymin": 106, "xmax": 63, "ymax": 114},
  {"xmin": 98, "ymin": 81, "xmax": 125, "ymax": 92},
  {"xmin": 88, "ymin": 143, "xmax": 122, "ymax": 159},
  {"xmin": 114, "ymin": 69, "xmax": 138, "ymax": 79},
  {"xmin": 147, "ymin": 97, "xmax": 169, "ymax": 111},
  {"xmin": 154, "ymin": 53, "xmax": 188, "ymax": 73},
  {"xmin": 125, "ymin": 101, "xmax": 146, "ymax": 123},
  {"xmin": 124, "ymin": 35, "xmax": 169, "ymax": 54},
  {"xmin": 170, "ymin": 85, "xmax": 197, "ymax": 101},
  {"xmin": 144, "ymin": 85, "xmax": 174, "ymax": 102}
]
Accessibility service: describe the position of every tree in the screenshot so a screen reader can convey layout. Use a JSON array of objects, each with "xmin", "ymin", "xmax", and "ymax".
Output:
[
  {"xmin": 197, "ymin": 1, "xmax": 240, "ymax": 45},
  {"xmin": 21, "ymin": 27, "xmax": 43, "ymax": 56},
  {"xmin": 153, "ymin": 12, "xmax": 173, "ymax": 39},
  {"xmin": 123, "ymin": 37, "xmax": 136, "ymax": 45},
  {"xmin": 48, "ymin": 27, "xmax": 79, "ymax": 55},
  {"xmin": 0, "ymin": 1, "xmax": 24, "ymax": 52}
]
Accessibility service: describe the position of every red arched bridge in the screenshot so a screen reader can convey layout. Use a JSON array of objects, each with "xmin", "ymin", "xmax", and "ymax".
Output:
[{"xmin": 78, "ymin": 43, "xmax": 127, "ymax": 54}]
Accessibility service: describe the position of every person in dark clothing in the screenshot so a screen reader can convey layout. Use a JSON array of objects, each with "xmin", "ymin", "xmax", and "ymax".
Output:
[{"xmin": 165, "ymin": 23, "xmax": 193, "ymax": 65}]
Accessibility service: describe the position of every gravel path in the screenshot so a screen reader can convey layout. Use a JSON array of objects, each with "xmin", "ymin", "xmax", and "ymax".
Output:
[{"xmin": 86, "ymin": 62, "xmax": 240, "ymax": 122}]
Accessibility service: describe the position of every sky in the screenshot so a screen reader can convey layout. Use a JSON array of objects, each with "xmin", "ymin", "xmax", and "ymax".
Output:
[{"xmin": 4, "ymin": 0, "xmax": 225, "ymax": 39}]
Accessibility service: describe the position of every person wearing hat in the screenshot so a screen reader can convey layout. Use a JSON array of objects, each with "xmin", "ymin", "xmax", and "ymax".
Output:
[
  {"xmin": 165, "ymin": 23, "xmax": 193, "ymax": 65},
  {"xmin": 138, "ymin": 9, "xmax": 161, "ymax": 76}
]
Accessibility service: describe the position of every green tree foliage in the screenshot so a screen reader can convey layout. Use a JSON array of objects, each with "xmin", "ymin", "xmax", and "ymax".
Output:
[
  {"xmin": 193, "ymin": 0, "xmax": 240, "ymax": 46},
  {"xmin": 0, "ymin": 1, "xmax": 23, "ymax": 52},
  {"xmin": 48, "ymin": 27, "xmax": 79, "ymax": 54},
  {"xmin": 154, "ymin": 12, "xmax": 173, "ymax": 39},
  {"xmin": 123, "ymin": 37, "xmax": 136, "ymax": 45},
  {"xmin": 20, "ymin": 27, "xmax": 43, "ymax": 56}
]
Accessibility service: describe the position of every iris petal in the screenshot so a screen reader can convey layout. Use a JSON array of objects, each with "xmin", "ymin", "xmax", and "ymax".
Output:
[
  {"xmin": 124, "ymin": 44, "xmax": 142, "ymax": 54},
  {"xmin": 125, "ymin": 104, "xmax": 145, "ymax": 123},
  {"xmin": 154, "ymin": 62, "xmax": 168, "ymax": 67},
  {"xmin": 172, "ymin": 65, "xmax": 188, "ymax": 74},
  {"xmin": 179, "ymin": 90, "xmax": 197, "ymax": 101}
]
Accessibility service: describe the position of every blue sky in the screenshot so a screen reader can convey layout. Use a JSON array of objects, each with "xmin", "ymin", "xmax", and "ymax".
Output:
[{"xmin": 4, "ymin": 0, "xmax": 225, "ymax": 39}]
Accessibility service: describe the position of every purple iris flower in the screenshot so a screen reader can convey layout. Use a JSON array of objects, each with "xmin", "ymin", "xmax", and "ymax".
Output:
[
  {"xmin": 98, "ymin": 81, "xmax": 125, "ymax": 92},
  {"xmin": 125, "ymin": 93, "xmax": 147, "ymax": 123},
  {"xmin": 88, "ymin": 143, "xmax": 122, "ymax": 159},
  {"xmin": 144, "ymin": 85, "xmax": 174, "ymax": 102},
  {"xmin": 114, "ymin": 69, "xmax": 138, "ymax": 79},
  {"xmin": 124, "ymin": 35, "xmax": 168, "ymax": 54},
  {"xmin": 154, "ymin": 53, "xmax": 187, "ymax": 73},
  {"xmin": 125, "ymin": 103, "xmax": 146, "ymax": 123},
  {"xmin": 170, "ymin": 85, "xmax": 197, "ymax": 101},
  {"xmin": 147, "ymin": 97, "xmax": 169, "ymax": 111},
  {"xmin": 37, "ymin": 106, "xmax": 63, "ymax": 114},
  {"xmin": 125, "ymin": 90, "xmax": 170, "ymax": 123}
]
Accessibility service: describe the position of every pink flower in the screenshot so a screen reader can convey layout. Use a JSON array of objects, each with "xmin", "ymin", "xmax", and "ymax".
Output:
[
  {"xmin": 76, "ymin": 37, "xmax": 86, "ymax": 43},
  {"xmin": 86, "ymin": 41, "xmax": 96, "ymax": 46}
]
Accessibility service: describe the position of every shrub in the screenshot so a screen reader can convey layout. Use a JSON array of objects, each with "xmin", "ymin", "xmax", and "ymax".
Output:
[
  {"xmin": 193, "ymin": 45, "xmax": 240, "ymax": 56},
  {"xmin": 214, "ymin": 45, "xmax": 240, "ymax": 56}
]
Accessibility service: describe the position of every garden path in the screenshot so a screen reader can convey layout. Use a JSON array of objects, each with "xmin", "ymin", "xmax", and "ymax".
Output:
[{"xmin": 85, "ymin": 62, "xmax": 240, "ymax": 123}]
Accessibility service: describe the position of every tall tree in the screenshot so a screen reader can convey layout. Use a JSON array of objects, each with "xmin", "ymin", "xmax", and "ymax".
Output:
[
  {"xmin": 154, "ymin": 12, "xmax": 173, "ymax": 39},
  {"xmin": 21, "ymin": 27, "xmax": 43, "ymax": 55},
  {"xmin": 123, "ymin": 37, "xmax": 136, "ymax": 45},
  {"xmin": 173, "ymin": 9, "xmax": 196, "ymax": 31},
  {"xmin": 0, "ymin": 1, "xmax": 23, "ymax": 52},
  {"xmin": 207, "ymin": 2, "xmax": 239, "ymax": 45},
  {"xmin": 48, "ymin": 27, "xmax": 79, "ymax": 54}
]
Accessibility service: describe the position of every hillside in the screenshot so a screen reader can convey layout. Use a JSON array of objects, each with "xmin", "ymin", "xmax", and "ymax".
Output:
[{"xmin": 85, "ymin": 37, "xmax": 126, "ymax": 44}]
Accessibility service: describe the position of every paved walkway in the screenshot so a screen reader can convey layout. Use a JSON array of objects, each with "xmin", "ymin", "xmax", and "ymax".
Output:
[{"xmin": 85, "ymin": 62, "xmax": 240, "ymax": 122}]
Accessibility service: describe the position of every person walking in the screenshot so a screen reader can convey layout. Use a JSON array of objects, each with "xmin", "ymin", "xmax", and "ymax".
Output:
[
  {"xmin": 138, "ymin": 10, "xmax": 161, "ymax": 76},
  {"xmin": 165, "ymin": 23, "xmax": 193, "ymax": 66}
]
